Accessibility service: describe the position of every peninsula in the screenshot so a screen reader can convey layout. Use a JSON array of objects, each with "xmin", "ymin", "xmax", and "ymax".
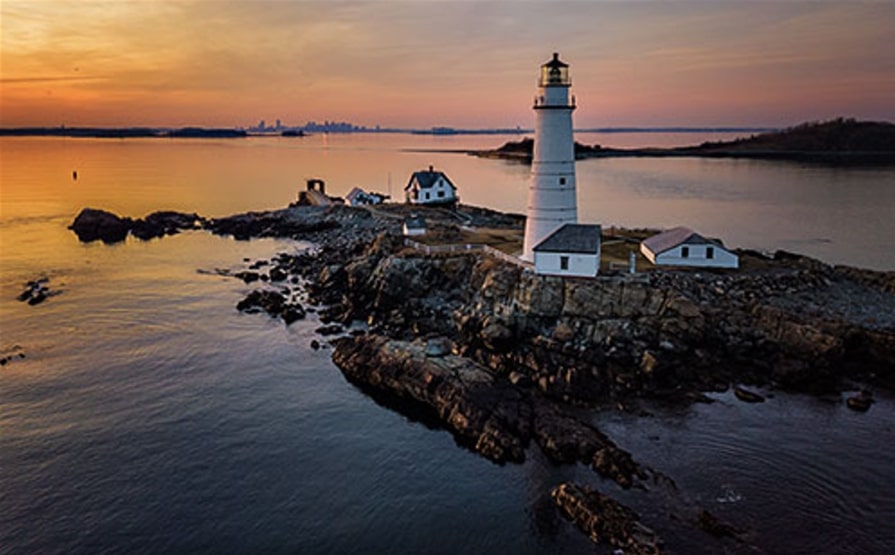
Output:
[{"xmin": 476, "ymin": 119, "xmax": 895, "ymax": 165}]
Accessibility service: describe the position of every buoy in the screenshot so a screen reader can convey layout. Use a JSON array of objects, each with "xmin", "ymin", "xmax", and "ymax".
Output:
[{"xmin": 72, "ymin": 170, "xmax": 78, "ymax": 180}]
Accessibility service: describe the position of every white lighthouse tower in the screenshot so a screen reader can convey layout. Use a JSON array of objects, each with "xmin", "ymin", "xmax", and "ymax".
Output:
[{"xmin": 522, "ymin": 52, "xmax": 578, "ymax": 261}]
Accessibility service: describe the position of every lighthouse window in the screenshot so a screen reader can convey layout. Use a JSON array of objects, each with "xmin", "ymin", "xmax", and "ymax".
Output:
[
  {"xmin": 560, "ymin": 256, "xmax": 569, "ymax": 270},
  {"xmin": 559, "ymin": 177, "xmax": 566, "ymax": 185}
]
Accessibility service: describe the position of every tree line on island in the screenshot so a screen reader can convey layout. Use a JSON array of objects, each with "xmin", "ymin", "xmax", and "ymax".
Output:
[{"xmin": 481, "ymin": 119, "xmax": 895, "ymax": 165}]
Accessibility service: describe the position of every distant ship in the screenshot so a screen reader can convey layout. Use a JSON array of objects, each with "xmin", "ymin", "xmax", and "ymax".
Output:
[{"xmin": 281, "ymin": 130, "xmax": 306, "ymax": 137}]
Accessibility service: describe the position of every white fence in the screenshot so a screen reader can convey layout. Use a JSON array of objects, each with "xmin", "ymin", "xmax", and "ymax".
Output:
[
  {"xmin": 401, "ymin": 239, "xmax": 649, "ymax": 282},
  {"xmin": 403, "ymin": 239, "xmax": 533, "ymax": 270}
]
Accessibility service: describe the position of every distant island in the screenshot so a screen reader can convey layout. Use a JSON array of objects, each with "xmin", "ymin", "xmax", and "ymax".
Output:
[
  {"xmin": 476, "ymin": 119, "xmax": 895, "ymax": 165},
  {"xmin": 0, "ymin": 127, "xmax": 247, "ymax": 139}
]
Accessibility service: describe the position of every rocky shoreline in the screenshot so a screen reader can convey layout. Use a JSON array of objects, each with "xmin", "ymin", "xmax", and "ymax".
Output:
[{"xmin": 66, "ymin": 203, "xmax": 895, "ymax": 552}]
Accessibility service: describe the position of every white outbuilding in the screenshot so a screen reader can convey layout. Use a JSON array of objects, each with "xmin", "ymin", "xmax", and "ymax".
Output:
[
  {"xmin": 402, "ymin": 214, "xmax": 427, "ymax": 237},
  {"xmin": 533, "ymin": 223, "xmax": 601, "ymax": 277},
  {"xmin": 404, "ymin": 166, "xmax": 458, "ymax": 206},
  {"xmin": 346, "ymin": 187, "xmax": 387, "ymax": 207},
  {"xmin": 640, "ymin": 227, "xmax": 739, "ymax": 269}
]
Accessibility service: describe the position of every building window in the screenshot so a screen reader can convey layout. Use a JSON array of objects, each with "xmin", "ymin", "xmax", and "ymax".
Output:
[
  {"xmin": 559, "ymin": 177, "xmax": 566, "ymax": 185},
  {"xmin": 706, "ymin": 247, "xmax": 714, "ymax": 259},
  {"xmin": 681, "ymin": 247, "xmax": 690, "ymax": 258},
  {"xmin": 438, "ymin": 190, "xmax": 445, "ymax": 198},
  {"xmin": 560, "ymin": 256, "xmax": 569, "ymax": 270},
  {"xmin": 425, "ymin": 192, "xmax": 430, "ymax": 200}
]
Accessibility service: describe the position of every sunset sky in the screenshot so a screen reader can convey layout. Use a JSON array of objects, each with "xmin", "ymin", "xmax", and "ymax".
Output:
[{"xmin": 2, "ymin": 0, "xmax": 894, "ymax": 129}]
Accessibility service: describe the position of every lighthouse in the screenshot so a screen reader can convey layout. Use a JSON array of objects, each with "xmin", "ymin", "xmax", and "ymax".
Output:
[{"xmin": 522, "ymin": 52, "xmax": 578, "ymax": 261}]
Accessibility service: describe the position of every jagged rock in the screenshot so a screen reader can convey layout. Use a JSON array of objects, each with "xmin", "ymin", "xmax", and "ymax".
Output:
[
  {"xmin": 696, "ymin": 509, "xmax": 742, "ymax": 539},
  {"xmin": 269, "ymin": 267, "xmax": 288, "ymax": 282},
  {"xmin": 234, "ymin": 271, "xmax": 260, "ymax": 283},
  {"xmin": 236, "ymin": 289, "xmax": 286, "ymax": 317},
  {"xmin": 207, "ymin": 208, "xmax": 341, "ymax": 240},
  {"xmin": 310, "ymin": 340, "xmax": 321, "ymax": 350},
  {"xmin": 69, "ymin": 208, "xmax": 131, "ymax": 243},
  {"xmin": 480, "ymin": 318, "xmax": 513, "ymax": 352},
  {"xmin": 640, "ymin": 350, "xmax": 659, "ymax": 374},
  {"xmin": 17, "ymin": 277, "xmax": 57, "ymax": 306},
  {"xmin": 0, "ymin": 345, "xmax": 27, "ymax": 367},
  {"xmin": 332, "ymin": 335, "xmax": 529, "ymax": 463},
  {"xmin": 131, "ymin": 211, "xmax": 201, "ymax": 240},
  {"xmin": 551, "ymin": 482, "xmax": 661, "ymax": 554},
  {"xmin": 733, "ymin": 386, "xmax": 765, "ymax": 403},
  {"xmin": 425, "ymin": 337, "xmax": 453, "ymax": 357},
  {"xmin": 846, "ymin": 390, "xmax": 874, "ymax": 412},
  {"xmin": 332, "ymin": 334, "xmax": 649, "ymax": 488},
  {"xmin": 523, "ymin": 276, "xmax": 564, "ymax": 317},
  {"xmin": 282, "ymin": 305, "xmax": 306, "ymax": 325},
  {"xmin": 508, "ymin": 371, "xmax": 531, "ymax": 387},
  {"xmin": 553, "ymin": 322, "xmax": 575, "ymax": 343},
  {"xmin": 315, "ymin": 323, "xmax": 344, "ymax": 336}
]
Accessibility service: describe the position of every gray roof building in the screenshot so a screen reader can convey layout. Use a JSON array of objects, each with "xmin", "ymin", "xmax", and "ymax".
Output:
[
  {"xmin": 404, "ymin": 166, "xmax": 457, "ymax": 192},
  {"xmin": 533, "ymin": 223, "xmax": 602, "ymax": 254},
  {"xmin": 641, "ymin": 227, "xmax": 721, "ymax": 255}
]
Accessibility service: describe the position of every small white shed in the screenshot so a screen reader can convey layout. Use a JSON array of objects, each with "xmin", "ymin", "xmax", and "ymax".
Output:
[
  {"xmin": 404, "ymin": 166, "xmax": 458, "ymax": 206},
  {"xmin": 533, "ymin": 223, "xmax": 601, "ymax": 277},
  {"xmin": 402, "ymin": 215, "xmax": 427, "ymax": 237},
  {"xmin": 640, "ymin": 227, "xmax": 738, "ymax": 269}
]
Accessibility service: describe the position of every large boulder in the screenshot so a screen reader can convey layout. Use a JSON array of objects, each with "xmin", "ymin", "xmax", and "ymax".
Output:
[{"xmin": 69, "ymin": 208, "xmax": 131, "ymax": 243}]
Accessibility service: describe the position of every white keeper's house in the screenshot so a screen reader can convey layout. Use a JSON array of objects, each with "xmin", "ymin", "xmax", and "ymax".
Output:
[
  {"xmin": 404, "ymin": 166, "xmax": 458, "ymax": 206},
  {"xmin": 533, "ymin": 223, "xmax": 602, "ymax": 277},
  {"xmin": 640, "ymin": 227, "xmax": 739, "ymax": 269}
]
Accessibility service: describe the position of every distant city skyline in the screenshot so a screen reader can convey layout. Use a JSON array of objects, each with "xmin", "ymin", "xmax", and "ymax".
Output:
[{"xmin": 2, "ymin": 1, "xmax": 894, "ymax": 129}]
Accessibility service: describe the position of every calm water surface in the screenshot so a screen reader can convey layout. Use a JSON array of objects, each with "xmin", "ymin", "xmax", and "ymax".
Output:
[{"xmin": 2, "ymin": 134, "xmax": 894, "ymax": 554}]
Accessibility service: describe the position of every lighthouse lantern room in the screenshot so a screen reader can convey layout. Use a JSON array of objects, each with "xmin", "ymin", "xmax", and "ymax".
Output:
[{"xmin": 523, "ymin": 52, "xmax": 579, "ymax": 261}]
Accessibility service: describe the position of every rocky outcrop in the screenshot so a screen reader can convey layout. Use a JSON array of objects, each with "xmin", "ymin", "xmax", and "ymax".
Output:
[
  {"xmin": 16, "ymin": 276, "xmax": 58, "ymax": 306},
  {"xmin": 69, "ymin": 208, "xmax": 203, "ymax": 243},
  {"xmin": 131, "ymin": 211, "xmax": 203, "ymax": 240},
  {"xmin": 733, "ymin": 386, "xmax": 765, "ymax": 403},
  {"xmin": 236, "ymin": 289, "xmax": 305, "ymax": 325},
  {"xmin": 311, "ymin": 239, "xmax": 895, "ymax": 401},
  {"xmin": 332, "ymin": 334, "xmax": 652, "ymax": 488},
  {"xmin": 69, "ymin": 208, "xmax": 132, "ymax": 243},
  {"xmin": 551, "ymin": 482, "xmax": 661, "ymax": 554},
  {"xmin": 846, "ymin": 390, "xmax": 874, "ymax": 412},
  {"xmin": 0, "ymin": 344, "xmax": 26, "ymax": 367},
  {"xmin": 207, "ymin": 210, "xmax": 340, "ymax": 240},
  {"xmin": 333, "ymin": 334, "xmax": 531, "ymax": 463}
]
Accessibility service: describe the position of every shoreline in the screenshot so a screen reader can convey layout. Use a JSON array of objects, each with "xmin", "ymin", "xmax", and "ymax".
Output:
[
  {"xmin": 472, "ymin": 144, "xmax": 895, "ymax": 166},
  {"xmin": 64, "ymin": 202, "xmax": 895, "ymax": 551}
]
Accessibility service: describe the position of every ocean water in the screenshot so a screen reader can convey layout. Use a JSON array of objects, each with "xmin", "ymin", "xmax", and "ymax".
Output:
[{"xmin": 2, "ymin": 134, "xmax": 894, "ymax": 554}]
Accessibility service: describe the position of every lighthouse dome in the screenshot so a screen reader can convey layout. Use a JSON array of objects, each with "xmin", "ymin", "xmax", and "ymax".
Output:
[{"xmin": 539, "ymin": 52, "xmax": 570, "ymax": 87}]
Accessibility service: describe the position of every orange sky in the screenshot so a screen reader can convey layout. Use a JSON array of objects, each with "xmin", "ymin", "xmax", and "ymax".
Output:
[{"xmin": 2, "ymin": 1, "xmax": 894, "ymax": 128}]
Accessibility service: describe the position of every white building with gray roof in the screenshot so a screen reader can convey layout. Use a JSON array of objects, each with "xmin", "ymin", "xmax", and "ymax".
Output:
[
  {"xmin": 404, "ymin": 165, "xmax": 458, "ymax": 206},
  {"xmin": 533, "ymin": 223, "xmax": 601, "ymax": 277},
  {"xmin": 640, "ymin": 227, "xmax": 738, "ymax": 269}
]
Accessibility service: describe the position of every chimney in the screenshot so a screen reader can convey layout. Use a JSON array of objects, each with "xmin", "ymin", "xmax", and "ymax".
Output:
[{"xmin": 428, "ymin": 165, "xmax": 434, "ymax": 172}]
